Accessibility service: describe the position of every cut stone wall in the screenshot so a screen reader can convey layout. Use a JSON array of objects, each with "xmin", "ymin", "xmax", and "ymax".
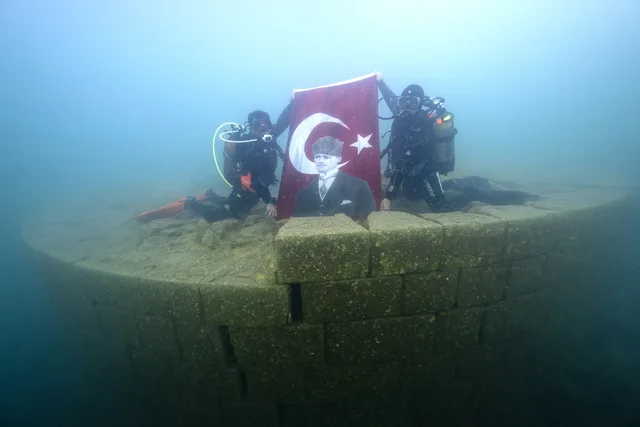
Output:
[{"xmin": 24, "ymin": 190, "xmax": 639, "ymax": 427}]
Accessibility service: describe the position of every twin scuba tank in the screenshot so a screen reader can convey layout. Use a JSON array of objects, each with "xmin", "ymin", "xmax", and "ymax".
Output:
[{"xmin": 426, "ymin": 97, "xmax": 457, "ymax": 175}]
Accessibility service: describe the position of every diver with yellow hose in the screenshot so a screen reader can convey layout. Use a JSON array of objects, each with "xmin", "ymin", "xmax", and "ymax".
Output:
[{"xmin": 137, "ymin": 105, "xmax": 292, "ymax": 223}]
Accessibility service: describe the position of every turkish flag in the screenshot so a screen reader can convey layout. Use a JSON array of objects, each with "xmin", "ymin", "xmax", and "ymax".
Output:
[{"xmin": 277, "ymin": 72, "xmax": 382, "ymax": 219}]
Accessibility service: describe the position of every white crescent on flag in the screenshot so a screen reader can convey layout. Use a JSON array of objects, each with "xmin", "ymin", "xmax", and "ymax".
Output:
[{"xmin": 288, "ymin": 112, "xmax": 351, "ymax": 175}]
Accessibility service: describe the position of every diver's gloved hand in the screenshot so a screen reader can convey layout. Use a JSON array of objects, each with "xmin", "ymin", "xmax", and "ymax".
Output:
[
  {"xmin": 265, "ymin": 203, "xmax": 277, "ymax": 219},
  {"xmin": 375, "ymin": 71, "xmax": 383, "ymax": 82}
]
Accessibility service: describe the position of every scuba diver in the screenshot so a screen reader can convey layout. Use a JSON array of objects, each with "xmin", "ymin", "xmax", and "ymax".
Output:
[
  {"xmin": 375, "ymin": 72, "xmax": 538, "ymax": 212},
  {"xmin": 136, "ymin": 105, "xmax": 293, "ymax": 224},
  {"xmin": 183, "ymin": 108, "xmax": 293, "ymax": 222},
  {"xmin": 377, "ymin": 73, "xmax": 458, "ymax": 213}
]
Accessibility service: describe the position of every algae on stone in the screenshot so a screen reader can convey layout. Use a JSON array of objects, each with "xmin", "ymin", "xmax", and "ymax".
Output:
[
  {"xmin": 505, "ymin": 255, "xmax": 548, "ymax": 298},
  {"xmin": 93, "ymin": 305, "xmax": 139, "ymax": 366},
  {"xmin": 305, "ymin": 364, "xmax": 401, "ymax": 401},
  {"xmin": 436, "ymin": 307, "xmax": 484, "ymax": 351},
  {"xmin": 243, "ymin": 365, "xmax": 306, "ymax": 401},
  {"xmin": 472, "ymin": 205, "xmax": 565, "ymax": 259},
  {"xmin": 401, "ymin": 353, "xmax": 456, "ymax": 389},
  {"xmin": 420, "ymin": 212, "xmax": 507, "ymax": 268},
  {"xmin": 135, "ymin": 277, "xmax": 202, "ymax": 323},
  {"xmin": 200, "ymin": 276, "xmax": 291, "ymax": 327},
  {"xmin": 219, "ymin": 401, "xmax": 278, "ymax": 427},
  {"xmin": 229, "ymin": 323, "xmax": 324, "ymax": 368},
  {"xmin": 136, "ymin": 313, "xmax": 182, "ymax": 363},
  {"xmin": 325, "ymin": 315, "xmax": 438, "ymax": 365},
  {"xmin": 457, "ymin": 265, "xmax": 508, "ymax": 307},
  {"xmin": 482, "ymin": 290, "xmax": 554, "ymax": 344},
  {"xmin": 275, "ymin": 214, "xmax": 370, "ymax": 283},
  {"xmin": 301, "ymin": 277, "xmax": 402, "ymax": 323},
  {"xmin": 368, "ymin": 211, "xmax": 444, "ymax": 277},
  {"xmin": 174, "ymin": 321, "xmax": 224, "ymax": 363},
  {"xmin": 404, "ymin": 270, "xmax": 459, "ymax": 315},
  {"xmin": 454, "ymin": 343, "xmax": 504, "ymax": 382}
]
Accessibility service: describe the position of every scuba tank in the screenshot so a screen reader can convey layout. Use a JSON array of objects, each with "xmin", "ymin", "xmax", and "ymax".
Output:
[
  {"xmin": 222, "ymin": 124, "xmax": 244, "ymax": 183},
  {"xmin": 223, "ymin": 139, "xmax": 237, "ymax": 183},
  {"xmin": 426, "ymin": 97, "xmax": 457, "ymax": 175},
  {"xmin": 222, "ymin": 123, "xmax": 282, "ymax": 185}
]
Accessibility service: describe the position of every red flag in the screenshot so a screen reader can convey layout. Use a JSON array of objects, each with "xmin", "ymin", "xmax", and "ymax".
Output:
[{"xmin": 277, "ymin": 73, "xmax": 382, "ymax": 219}]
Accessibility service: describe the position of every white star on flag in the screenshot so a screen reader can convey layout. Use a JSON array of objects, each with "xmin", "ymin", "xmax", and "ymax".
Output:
[{"xmin": 350, "ymin": 133, "xmax": 373, "ymax": 155}]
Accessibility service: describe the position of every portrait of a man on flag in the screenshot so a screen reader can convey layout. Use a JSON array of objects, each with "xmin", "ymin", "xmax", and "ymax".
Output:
[
  {"xmin": 292, "ymin": 135, "xmax": 376, "ymax": 219},
  {"xmin": 276, "ymin": 73, "xmax": 383, "ymax": 220}
]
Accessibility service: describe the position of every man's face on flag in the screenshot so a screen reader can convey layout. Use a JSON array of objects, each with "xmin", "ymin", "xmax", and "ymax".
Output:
[{"xmin": 313, "ymin": 154, "xmax": 341, "ymax": 174}]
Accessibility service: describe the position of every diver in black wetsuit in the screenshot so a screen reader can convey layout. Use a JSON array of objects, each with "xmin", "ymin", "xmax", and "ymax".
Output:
[
  {"xmin": 377, "ymin": 73, "xmax": 458, "ymax": 213},
  {"xmin": 184, "ymin": 105, "xmax": 293, "ymax": 223},
  {"xmin": 375, "ymin": 73, "xmax": 540, "ymax": 212}
]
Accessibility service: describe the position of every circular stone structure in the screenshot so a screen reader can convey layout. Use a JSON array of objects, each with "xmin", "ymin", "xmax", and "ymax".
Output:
[{"xmin": 22, "ymin": 173, "xmax": 639, "ymax": 426}]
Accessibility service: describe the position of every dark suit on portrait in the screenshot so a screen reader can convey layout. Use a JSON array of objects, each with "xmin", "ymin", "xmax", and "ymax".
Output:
[{"xmin": 293, "ymin": 170, "xmax": 376, "ymax": 219}]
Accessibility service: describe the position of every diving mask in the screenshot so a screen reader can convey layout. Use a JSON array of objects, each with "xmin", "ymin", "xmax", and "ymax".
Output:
[
  {"xmin": 250, "ymin": 118, "xmax": 273, "ymax": 137},
  {"xmin": 397, "ymin": 95, "xmax": 422, "ymax": 111}
]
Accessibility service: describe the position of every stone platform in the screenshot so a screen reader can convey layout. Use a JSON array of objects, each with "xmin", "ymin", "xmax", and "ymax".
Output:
[{"xmin": 21, "ymin": 174, "xmax": 639, "ymax": 427}]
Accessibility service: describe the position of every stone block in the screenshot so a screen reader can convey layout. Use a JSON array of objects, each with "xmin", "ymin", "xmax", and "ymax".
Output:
[
  {"xmin": 275, "ymin": 214, "xmax": 370, "ymax": 283},
  {"xmin": 306, "ymin": 363, "xmax": 401, "ymax": 401},
  {"xmin": 280, "ymin": 401, "xmax": 343, "ymax": 427},
  {"xmin": 325, "ymin": 315, "xmax": 437, "ymax": 365},
  {"xmin": 78, "ymin": 329, "xmax": 117, "ymax": 369},
  {"xmin": 544, "ymin": 252, "xmax": 614, "ymax": 327},
  {"xmin": 29, "ymin": 250, "xmax": 73, "ymax": 288},
  {"xmin": 174, "ymin": 321, "xmax": 225, "ymax": 365},
  {"xmin": 401, "ymin": 353, "xmax": 456, "ymax": 390},
  {"xmin": 281, "ymin": 394, "xmax": 411, "ymax": 427},
  {"xmin": 137, "ymin": 314, "xmax": 180, "ymax": 355},
  {"xmin": 32, "ymin": 253, "xmax": 99, "ymax": 332},
  {"xmin": 55, "ymin": 292, "xmax": 101, "ymax": 339},
  {"xmin": 472, "ymin": 205, "xmax": 565, "ymax": 259},
  {"xmin": 210, "ymin": 366, "xmax": 243, "ymax": 398},
  {"xmin": 243, "ymin": 365, "xmax": 306, "ymax": 402},
  {"xmin": 219, "ymin": 401, "xmax": 278, "ymax": 427},
  {"xmin": 72, "ymin": 264, "xmax": 142, "ymax": 309},
  {"xmin": 505, "ymin": 255, "xmax": 549, "ymax": 298},
  {"xmin": 134, "ymin": 314, "xmax": 182, "ymax": 374},
  {"xmin": 92, "ymin": 335, "xmax": 132, "ymax": 369},
  {"xmin": 454, "ymin": 343, "xmax": 505, "ymax": 382},
  {"xmin": 368, "ymin": 211, "xmax": 444, "ymax": 276},
  {"xmin": 558, "ymin": 204, "xmax": 633, "ymax": 266},
  {"xmin": 173, "ymin": 322, "xmax": 227, "ymax": 387},
  {"xmin": 229, "ymin": 323, "xmax": 324, "ymax": 368},
  {"xmin": 482, "ymin": 289, "xmax": 554, "ymax": 344},
  {"xmin": 543, "ymin": 252, "xmax": 583, "ymax": 289},
  {"xmin": 94, "ymin": 305, "xmax": 140, "ymax": 367},
  {"xmin": 301, "ymin": 276, "xmax": 402, "ymax": 323},
  {"xmin": 200, "ymin": 276, "xmax": 291, "ymax": 327},
  {"xmin": 457, "ymin": 265, "xmax": 508, "ymax": 307},
  {"xmin": 135, "ymin": 277, "xmax": 202, "ymax": 323},
  {"xmin": 163, "ymin": 380, "xmax": 222, "ymax": 426},
  {"xmin": 408, "ymin": 381, "xmax": 474, "ymax": 422},
  {"xmin": 437, "ymin": 307, "xmax": 484, "ymax": 351},
  {"xmin": 341, "ymin": 394, "xmax": 412, "ymax": 427},
  {"xmin": 420, "ymin": 212, "xmax": 507, "ymax": 268},
  {"xmin": 404, "ymin": 270, "xmax": 459, "ymax": 315},
  {"xmin": 558, "ymin": 194, "xmax": 635, "ymax": 254}
]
